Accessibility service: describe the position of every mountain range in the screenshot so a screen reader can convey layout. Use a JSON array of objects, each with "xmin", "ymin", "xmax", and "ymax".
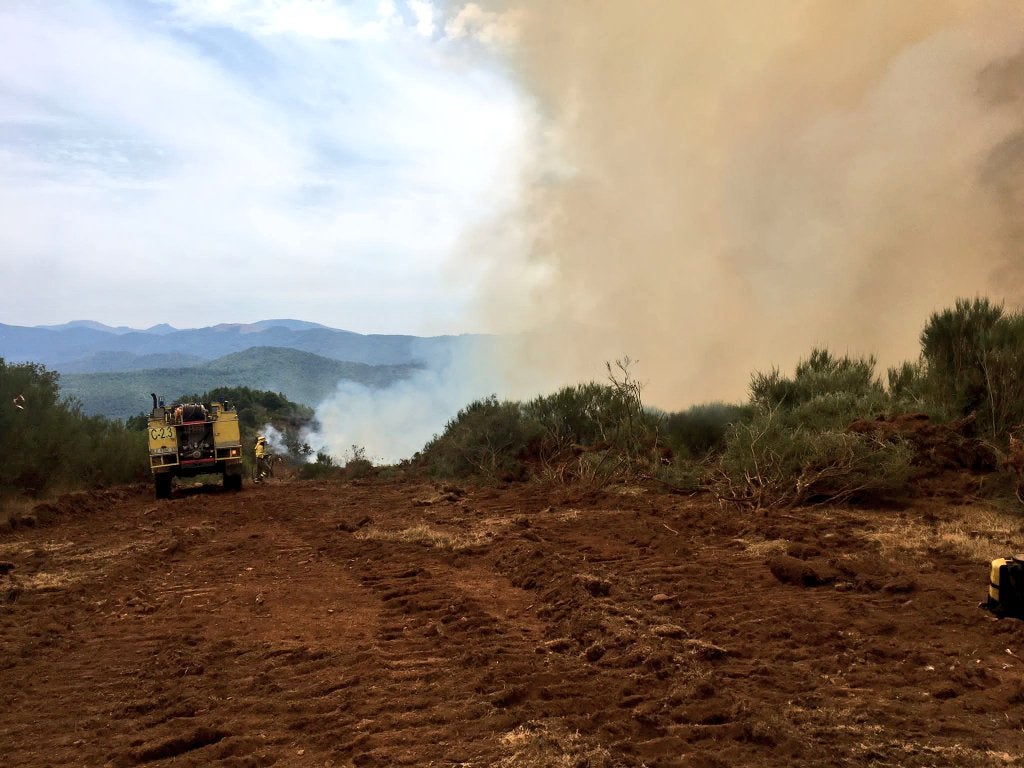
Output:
[
  {"xmin": 0, "ymin": 319, "xmax": 482, "ymax": 370},
  {"xmin": 1, "ymin": 320, "xmax": 490, "ymax": 419}
]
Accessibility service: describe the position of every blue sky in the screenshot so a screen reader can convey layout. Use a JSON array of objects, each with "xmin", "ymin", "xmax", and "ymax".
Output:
[{"xmin": 0, "ymin": 0, "xmax": 534, "ymax": 333}]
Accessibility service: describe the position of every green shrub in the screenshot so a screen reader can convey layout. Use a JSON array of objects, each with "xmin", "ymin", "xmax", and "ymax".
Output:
[
  {"xmin": 524, "ymin": 382, "xmax": 627, "ymax": 449},
  {"xmin": 420, "ymin": 396, "xmax": 540, "ymax": 479},
  {"xmin": 719, "ymin": 406, "xmax": 914, "ymax": 508},
  {"xmin": 298, "ymin": 450, "xmax": 342, "ymax": 480},
  {"xmin": 718, "ymin": 349, "xmax": 910, "ymax": 507},
  {"xmin": 886, "ymin": 358, "xmax": 932, "ymax": 413},
  {"xmin": 526, "ymin": 359, "xmax": 663, "ymax": 464},
  {"xmin": 920, "ymin": 297, "xmax": 1003, "ymax": 419},
  {"xmin": 661, "ymin": 402, "xmax": 748, "ymax": 458},
  {"xmin": 343, "ymin": 445, "xmax": 374, "ymax": 480},
  {"xmin": 420, "ymin": 361, "xmax": 668, "ymax": 483},
  {"xmin": 750, "ymin": 348, "xmax": 884, "ymax": 410},
  {"xmin": 0, "ymin": 358, "xmax": 148, "ymax": 497},
  {"xmin": 917, "ymin": 296, "xmax": 1024, "ymax": 436}
]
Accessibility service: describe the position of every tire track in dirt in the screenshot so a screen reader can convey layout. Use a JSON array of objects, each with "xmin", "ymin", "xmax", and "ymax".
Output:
[{"xmin": 315, "ymin": 536, "xmax": 567, "ymax": 766}]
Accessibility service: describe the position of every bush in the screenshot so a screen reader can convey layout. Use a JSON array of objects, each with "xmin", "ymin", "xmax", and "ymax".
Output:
[
  {"xmin": 750, "ymin": 348, "xmax": 885, "ymax": 410},
  {"xmin": 524, "ymin": 382, "xmax": 627, "ymax": 450},
  {"xmin": 661, "ymin": 402, "xmax": 748, "ymax": 458},
  {"xmin": 343, "ymin": 445, "xmax": 374, "ymax": 480},
  {"xmin": 920, "ymin": 297, "xmax": 1003, "ymax": 418},
  {"xmin": 717, "ymin": 349, "xmax": 912, "ymax": 507},
  {"xmin": 420, "ymin": 361, "xmax": 669, "ymax": 483},
  {"xmin": 918, "ymin": 297, "xmax": 1024, "ymax": 436},
  {"xmin": 524, "ymin": 359, "xmax": 664, "ymax": 466},
  {"xmin": 886, "ymin": 358, "xmax": 932, "ymax": 413},
  {"xmin": 719, "ymin": 406, "xmax": 915, "ymax": 508},
  {"xmin": 419, "ymin": 396, "xmax": 541, "ymax": 479},
  {"xmin": 0, "ymin": 358, "xmax": 148, "ymax": 497},
  {"xmin": 298, "ymin": 450, "xmax": 342, "ymax": 480}
]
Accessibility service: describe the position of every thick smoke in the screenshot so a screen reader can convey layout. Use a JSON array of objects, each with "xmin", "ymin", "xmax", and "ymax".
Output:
[{"xmin": 457, "ymin": 0, "xmax": 1024, "ymax": 405}]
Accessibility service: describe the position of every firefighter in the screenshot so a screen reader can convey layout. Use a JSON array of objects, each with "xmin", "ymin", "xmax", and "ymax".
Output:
[{"xmin": 254, "ymin": 434, "xmax": 269, "ymax": 482}]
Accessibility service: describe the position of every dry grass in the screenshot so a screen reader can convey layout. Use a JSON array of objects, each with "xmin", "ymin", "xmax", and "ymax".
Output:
[
  {"xmin": 742, "ymin": 538, "xmax": 790, "ymax": 558},
  {"xmin": 354, "ymin": 524, "xmax": 485, "ymax": 552},
  {"xmin": 17, "ymin": 570, "xmax": 78, "ymax": 591},
  {"xmin": 869, "ymin": 505, "xmax": 1023, "ymax": 563},
  {"xmin": 786, "ymin": 701, "xmax": 1019, "ymax": 767},
  {"xmin": 494, "ymin": 722, "xmax": 618, "ymax": 768}
]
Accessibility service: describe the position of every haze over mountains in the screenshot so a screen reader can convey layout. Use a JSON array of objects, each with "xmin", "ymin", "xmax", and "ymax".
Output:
[
  {"xmin": 0, "ymin": 319, "xmax": 482, "ymax": 370},
  {"xmin": 0, "ymin": 320, "xmax": 491, "ymax": 419}
]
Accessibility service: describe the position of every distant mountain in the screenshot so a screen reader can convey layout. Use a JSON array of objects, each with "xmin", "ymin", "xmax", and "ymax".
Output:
[
  {"xmin": 228, "ymin": 319, "xmax": 329, "ymax": 332},
  {"xmin": 34, "ymin": 320, "xmax": 139, "ymax": 334},
  {"xmin": 0, "ymin": 319, "xmax": 489, "ymax": 371},
  {"xmin": 57, "ymin": 351, "xmax": 207, "ymax": 374},
  {"xmin": 59, "ymin": 346, "xmax": 421, "ymax": 419}
]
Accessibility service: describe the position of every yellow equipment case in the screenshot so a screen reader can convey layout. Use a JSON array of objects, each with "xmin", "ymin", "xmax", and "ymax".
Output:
[{"xmin": 985, "ymin": 555, "xmax": 1024, "ymax": 619}]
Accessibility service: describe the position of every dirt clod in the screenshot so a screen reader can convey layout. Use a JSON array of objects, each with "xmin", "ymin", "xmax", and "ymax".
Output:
[{"xmin": 767, "ymin": 555, "xmax": 839, "ymax": 587}]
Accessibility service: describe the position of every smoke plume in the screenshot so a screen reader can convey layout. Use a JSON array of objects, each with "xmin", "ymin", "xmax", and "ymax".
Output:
[
  {"xmin": 459, "ymin": 0, "xmax": 1024, "ymax": 405},
  {"xmin": 306, "ymin": 338, "xmax": 504, "ymax": 464}
]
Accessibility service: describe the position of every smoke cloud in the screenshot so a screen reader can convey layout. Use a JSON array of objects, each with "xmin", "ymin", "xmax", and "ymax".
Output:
[
  {"xmin": 458, "ymin": 0, "xmax": 1024, "ymax": 406},
  {"xmin": 306, "ymin": 338, "xmax": 504, "ymax": 464}
]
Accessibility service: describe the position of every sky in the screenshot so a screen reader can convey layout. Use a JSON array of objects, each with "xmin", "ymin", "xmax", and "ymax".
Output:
[{"xmin": 0, "ymin": 0, "xmax": 533, "ymax": 333}]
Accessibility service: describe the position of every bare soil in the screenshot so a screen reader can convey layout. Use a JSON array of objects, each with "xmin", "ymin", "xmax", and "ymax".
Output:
[{"xmin": 2, "ymin": 477, "xmax": 1024, "ymax": 767}]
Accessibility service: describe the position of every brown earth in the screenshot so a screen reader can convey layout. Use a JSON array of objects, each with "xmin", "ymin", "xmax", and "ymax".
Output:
[{"xmin": 2, "ymin": 477, "xmax": 1024, "ymax": 767}]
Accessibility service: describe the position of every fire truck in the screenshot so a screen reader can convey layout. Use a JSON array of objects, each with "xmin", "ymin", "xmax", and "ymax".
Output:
[{"xmin": 147, "ymin": 394, "xmax": 244, "ymax": 498}]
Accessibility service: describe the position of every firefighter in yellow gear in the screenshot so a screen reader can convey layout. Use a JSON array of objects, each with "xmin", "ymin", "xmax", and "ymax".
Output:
[{"xmin": 254, "ymin": 434, "xmax": 269, "ymax": 482}]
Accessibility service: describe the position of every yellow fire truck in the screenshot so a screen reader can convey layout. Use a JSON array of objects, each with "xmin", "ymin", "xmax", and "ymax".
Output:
[{"xmin": 147, "ymin": 394, "xmax": 244, "ymax": 498}]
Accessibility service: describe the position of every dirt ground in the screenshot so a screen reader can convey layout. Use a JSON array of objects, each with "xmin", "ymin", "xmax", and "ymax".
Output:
[{"xmin": 2, "ymin": 477, "xmax": 1024, "ymax": 767}]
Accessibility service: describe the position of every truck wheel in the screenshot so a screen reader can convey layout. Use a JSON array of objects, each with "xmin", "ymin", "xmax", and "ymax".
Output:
[
  {"xmin": 154, "ymin": 473, "xmax": 172, "ymax": 499},
  {"xmin": 223, "ymin": 470, "xmax": 242, "ymax": 492}
]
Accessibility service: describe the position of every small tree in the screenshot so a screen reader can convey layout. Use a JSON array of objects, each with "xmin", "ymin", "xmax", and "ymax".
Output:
[
  {"xmin": 920, "ymin": 297, "xmax": 1004, "ymax": 420},
  {"xmin": 919, "ymin": 298, "xmax": 1024, "ymax": 436}
]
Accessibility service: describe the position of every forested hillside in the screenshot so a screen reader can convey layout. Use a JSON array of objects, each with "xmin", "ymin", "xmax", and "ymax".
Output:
[{"xmin": 60, "ymin": 346, "xmax": 419, "ymax": 419}]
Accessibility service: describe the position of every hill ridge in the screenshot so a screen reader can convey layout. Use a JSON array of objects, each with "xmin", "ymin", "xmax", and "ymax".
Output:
[
  {"xmin": 59, "ymin": 346, "xmax": 421, "ymax": 419},
  {"xmin": 0, "ymin": 319, "xmax": 492, "ymax": 371}
]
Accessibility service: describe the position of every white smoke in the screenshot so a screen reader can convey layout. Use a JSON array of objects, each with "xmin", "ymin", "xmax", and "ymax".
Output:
[
  {"xmin": 259, "ymin": 423, "xmax": 289, "ymax": 455},
  {"xmin": 306, "ymin": 339, "xmax": 506, "ymax": 464}
]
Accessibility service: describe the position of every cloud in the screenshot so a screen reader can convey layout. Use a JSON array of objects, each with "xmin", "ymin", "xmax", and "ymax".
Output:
[
  {"xmin": 407, "ymin": 0, "xmax": 436, "ymax": 37},
  {"xmin": 159, "ymin": 0, "xmax": 396, "ymax": 41},
  {"xmin": 0, "ymin": 0, "xmax": 535, "ymax": 332}
]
